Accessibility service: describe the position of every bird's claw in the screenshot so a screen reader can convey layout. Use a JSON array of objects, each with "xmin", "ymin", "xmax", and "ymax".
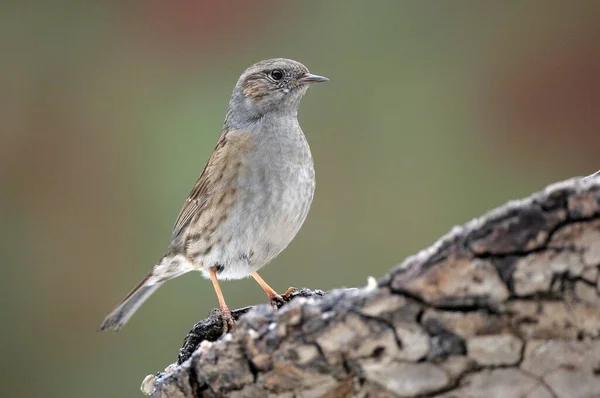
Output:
[
  {"xmin": 282, "ymin": 286, "xmax": 299, "ymax": 299},
  {"xmin": 268, "ymin": 287, "xmax": 299, "ymax": 310},
  {"xmin": 268, "ymin": 294, "xmax": 285, "ymax": 310}
]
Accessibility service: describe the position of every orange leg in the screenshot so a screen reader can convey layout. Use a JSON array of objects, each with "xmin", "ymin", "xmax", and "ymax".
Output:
[
  {"xmin": 251, "ymin": 272, "xmax": 298, "ymax": 309},
  {"xmin": 209, "ymin": 267, "xmax": 234, "ymax": 332},
  {"xmin": 251, "ymin": 271, "xmax": 279, "ymax": 299}
]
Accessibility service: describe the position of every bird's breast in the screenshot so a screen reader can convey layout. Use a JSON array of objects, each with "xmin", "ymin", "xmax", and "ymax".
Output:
[
  {"xmin": 232, "ymin": 127, "xmax": 315, "ymax": 263},
  {"xmin": 243, "ymin": 130, "xmax": 314, "ymax": 218}
]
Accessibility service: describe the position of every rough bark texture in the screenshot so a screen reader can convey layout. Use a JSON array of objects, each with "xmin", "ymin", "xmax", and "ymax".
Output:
[{"xmin": 142, "ymin": 177, "xmax": 600, "ymax": 398}]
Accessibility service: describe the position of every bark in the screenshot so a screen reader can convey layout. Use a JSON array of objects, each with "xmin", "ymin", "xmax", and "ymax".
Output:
[
  {"xmin": 142, "ymin": 177, "xmax": 600, "ymax": 398},
  {"xmin": 584, "ymin": 169, "xmax": 600, "ymax": 180}
]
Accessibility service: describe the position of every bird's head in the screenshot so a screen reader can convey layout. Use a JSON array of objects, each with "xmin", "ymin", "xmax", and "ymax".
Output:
[{"xmin": 227, "ymin": 58, "xmax": 327, "ymax": 125}]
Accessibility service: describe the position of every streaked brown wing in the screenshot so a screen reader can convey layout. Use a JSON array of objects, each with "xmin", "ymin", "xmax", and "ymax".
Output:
[
  {"xmin": 172, "ymin": 198, "xmax": 201, "ymax": 240},
  {"xmin": 171, "ymin": 131, "xmax": 253, "ymax": 239}
]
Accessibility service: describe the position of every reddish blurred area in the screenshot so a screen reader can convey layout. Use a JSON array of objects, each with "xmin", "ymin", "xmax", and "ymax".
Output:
[
  {"xmin": 482, "ymin": 26, "xmax": 600, "ymax": 162},
  {"xmin": 130, "ymin": 0, "xmax": 272, "ymax": 57},
  {"xmin": 140, "ymin": 0, "xmax": 269, "ymax": 38}
]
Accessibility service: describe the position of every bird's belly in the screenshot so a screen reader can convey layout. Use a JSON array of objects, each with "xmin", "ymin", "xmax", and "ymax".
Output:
[{"xmin": 205, "ymin": 160, "xmax": 314, "ymax": 280}]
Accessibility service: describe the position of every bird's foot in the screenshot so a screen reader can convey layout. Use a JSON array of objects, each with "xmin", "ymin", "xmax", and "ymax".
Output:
[
  {"xmin": 282, "ymin": 286, "xmax": 299, "ymax": 299},
  {"xmin": 268, "ymin": 287, "xmax": 299, "ymax": 310},
  {"xmin": 219, "ymin": 307, "xmax": 235, "ymax": 333}
]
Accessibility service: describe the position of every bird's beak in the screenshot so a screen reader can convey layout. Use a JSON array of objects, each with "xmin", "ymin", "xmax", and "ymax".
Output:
[{"xmin": 298, "ymin": 73, "xmax": 329, "ymax": 84}]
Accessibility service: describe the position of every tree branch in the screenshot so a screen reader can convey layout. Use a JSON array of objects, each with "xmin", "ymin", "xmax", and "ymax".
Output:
[{"xmin": 143, "ymin": 176, "xmax": 600, "ymax": 398}]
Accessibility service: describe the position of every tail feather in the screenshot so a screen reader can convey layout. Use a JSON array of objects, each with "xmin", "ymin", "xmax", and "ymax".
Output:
[{"xmin": 99, "ymin": 273, "xmax": 163, "ymax": 332}]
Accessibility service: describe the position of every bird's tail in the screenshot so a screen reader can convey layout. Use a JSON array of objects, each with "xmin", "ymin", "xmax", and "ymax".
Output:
[{"xmin": 99, "ymin": 272, "xmax": 163, "ymax": 332}]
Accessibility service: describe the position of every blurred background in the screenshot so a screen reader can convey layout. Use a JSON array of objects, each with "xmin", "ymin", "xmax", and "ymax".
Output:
[{"xmin": 2, "ymin": 1, "xmax": 600, "ymax": 397}]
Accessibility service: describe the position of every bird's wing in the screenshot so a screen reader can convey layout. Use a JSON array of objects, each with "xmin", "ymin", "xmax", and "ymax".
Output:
[{"xmin": 171, "ymin": 131, "xmax": 254, "ymax": 239}]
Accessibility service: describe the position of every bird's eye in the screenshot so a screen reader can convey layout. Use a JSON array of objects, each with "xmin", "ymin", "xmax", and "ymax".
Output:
[{"xmin": 270, "ymin": 69, "xmax": 284, "ymax": 81}]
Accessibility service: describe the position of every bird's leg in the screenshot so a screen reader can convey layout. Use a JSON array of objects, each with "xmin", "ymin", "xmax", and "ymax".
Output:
[
  {"xmin": 209, "ymin": 267, "xmax": 234, "ymax": 332},
  {"xmin": 251, "ymin": 272, "xmax": 298, "ymax": 310}
]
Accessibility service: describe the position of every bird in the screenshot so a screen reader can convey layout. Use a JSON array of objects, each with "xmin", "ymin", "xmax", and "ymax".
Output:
[{"xmin": 100, "ymin": 58, "xmax": 327, "ymax": 332}]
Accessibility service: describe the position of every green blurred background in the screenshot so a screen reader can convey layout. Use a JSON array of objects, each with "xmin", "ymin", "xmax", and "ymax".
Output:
[{"xmin": 2, "ymin": 1, "xmax": 599, "ymax": 397}]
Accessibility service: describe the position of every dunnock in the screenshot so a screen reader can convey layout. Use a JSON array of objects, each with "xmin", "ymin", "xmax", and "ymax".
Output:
[{"xmin": 100, "ymin": 58, "xmax": 327, "ymax": 332}]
